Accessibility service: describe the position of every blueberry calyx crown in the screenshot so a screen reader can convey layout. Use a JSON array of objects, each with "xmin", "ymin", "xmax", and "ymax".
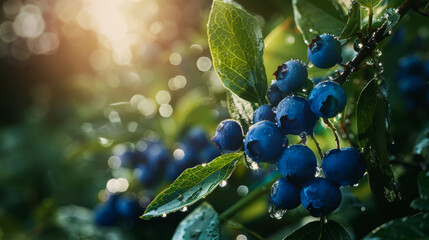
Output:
[
  {"xmin": 273, "ymin": 64, "xmax": 288, "ymax": 79},
  {"xmin": 308, "ymin": 35, "xmax": 322, "ymax": 51}
]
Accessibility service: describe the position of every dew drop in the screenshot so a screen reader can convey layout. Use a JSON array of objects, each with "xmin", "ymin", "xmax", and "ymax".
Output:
[
  {"xmin": 162, "ymin": 213, "xmax": 167, "ymax": 218},
  {"xmin": 353, "ymin": 183, "xmax": 360, "ymax": 187},
  {"xmin": 180, "ymin": 206, "xmax": 188, "ymax": 212},
  {"xmin": 309, "ymin": 28, "xmax": 314, "ymax": 33},
  {"xmin": 268, "ymin": 202, "xmax": 287, "ymax": 220},
  {"xmin": 361, "ymin": 206, "xmax": 366, "ymax": 212},
  {"xmin": 220, "ymin": 180, "xmax": 227, "ymax": 187},
  {"xmin": 323, "ymin": 218, "xmax": 328, "ymax": 224},
  {"xmin": 202, "ymin": 163, "xmax": 207, "ymax": 167}
]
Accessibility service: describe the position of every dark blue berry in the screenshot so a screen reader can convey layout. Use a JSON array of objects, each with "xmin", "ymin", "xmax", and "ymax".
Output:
[
  {"xmin": 322, "ymin": 147, "xmax": 366, "ymax": 187},
  {"xmin": 273, "ymin": 60, "xmax": 308, "ymax": 94},
  {"xmin": 244, "ymin": 121, "xmax": 287, "ymax": 163},
  {"xmin": 119, "ymin": 149, "xmax": 146, "ymax": 168},
  {"xmin": 308, "ymin": 34, "xmax": 342, "ymax": 69},
  {"xmin": 115, "ymin": 196, "xmax": 143, "ymax": 219},
  {"xmin": 94, "ymin": 194, "xmax": 119, "ymax": 226},
  {"xmin": 300, "ymin": 177, "xmax": 342, "ymax": 217},
  {"xmin": 398, "ymin": 55, "xmax": 422, "ymax": 76},
  {"xmin": 185, "ymin": 127, "xmax": 209, "ymax": 150},
  {"xmin": 212, "ymin": 120, "xmax": 243, "ymax": 153},
  {"xmin": 271, "ymin": 177, "xmax": 301, "ymax": 210},
  {"xmin": 397, "ymin": 76, "xmax": 426, "ymax": 96},
  {"xmin": 276, "ymin": 96, "xmax": 319, "ymax": 135},
  {"xmin": 253, "ymin": 104, "xmax": 276, "ymax": 123},
  {"xmin": 308, "ymin": 81, "xmax": 346, "ymax": 118},
  {"xmin": 166, "ymin": 143, "xmax": 199, "ymax": 182},
  {"xmin": 199, "ymin": 144, "xmax": 221, "ymax": 163},
  {"xmin": 267, "ymin": 82, "xmax": 284, "ymax": 106},
  {"xmin": 278, "ymin": 144, "xmax": 317, "ymax": 184}
]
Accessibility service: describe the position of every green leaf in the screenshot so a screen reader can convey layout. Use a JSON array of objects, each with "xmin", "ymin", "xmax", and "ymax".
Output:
[
  {"xmin": 417, "ymin": 171, "xmax": 429, "ymax": 199},
  {"xmin": 340, "ymin": 1, "xmax": 361, "ymax": 39},
  {"xmin": 227, "ymin": 92, "xmax": 257, "ymax": 132},
  {"xmin": 284, "ymin": 220, "xmax": 352, "ymax": 240},
  {"xmin": 356, "ymin": 0, "xmax": 383, "ymax": 9},
  {"xmin": 356, "ymin": 80, "xmax": 400, "ymax": 202},
  {"xmin": 292, "ymin": 0, "xmax": 349, "ymax": 43},
  {"xmin": 363, "ymin": 213, "xmax": 429, "ymax": 240},
  {"xmin": 172, "ymin": 202, "xmax": 220, "ymax": 240},
  {"xmin": 383, "ymin": 8, "xmax": 400, "ymax": 35},
  {"xmin": 207, "ymin": 0, "xmax": 267, "ymax": 104},
  {"xmin": 411, "ymin": 198, "xmax": 429, "ymax": 211},
  {"xmin": 142, "ymin": 153, "xmax": 243, "ymax": 220}
]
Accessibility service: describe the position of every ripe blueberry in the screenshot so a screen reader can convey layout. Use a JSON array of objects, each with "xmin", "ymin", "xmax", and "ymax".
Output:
[
  {"xmin": 253, "ymin": 104, "xmax": 276, "ymax": 123},
  {"xmin": 212, "ymin": 120, "xmax": 244, "ymax": 153},
  {"xmin": 166, "ymin": 143, "xmax": 199, "ymax": 182},
  {"xmin": 271, "ymin": 177, "xmax": 301, "ymax": 210},
  {"xmin": 94, "ymin": 194, "xmax": 119, "ymax": 226},
  {"xmin": 277, "ymin": 144, "xmax": 317, "ymax": 184},
  {"xmin": 199, "ymin": 144, "xmax": 221, "ymax": 163},
  {"xmin": 397, "ymin": 76, "xmax": 426, "ymax": 96},
  {"xmin": 267, "ymin": 82, "xmax": 284, "ymax": 106},
  {"xmin": 273, "ymin": 60, "xmax": 308, "ymax": 94},
  {"xmin": 322, "ymin": 147, "xmax": 367, "ymax": 187},
  {"xmin": 115, "ymin": 195, "xmax": 143, "ymax": 218},
  {"xmin": 276, "ymin": 96, "xmax": 319, "ymax": 135},
  {"xmin": 307, "ymin": 34, "xmax": 342, "ymax": 69},
  {"xmin": 308, "ymin": 81, "xmax": 346, "ymax": 118},
  {"xmin": 300, "ymin": 177, "xmax": 342, "ymax": 217},
  {"xmin": 244, "ymin": 121, "xmax": 288, "ymax": 163},
  {"xmin": 398, "ymin": 55, "xmax": 422, "ymax": 76},
  {"xmin": 185, "ymin": 127, "xmax": 209, "ymax": 150}
]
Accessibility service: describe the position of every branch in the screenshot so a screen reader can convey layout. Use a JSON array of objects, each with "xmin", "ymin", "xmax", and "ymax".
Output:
[{"xmin": 334, "ymin": 0, "xmax": 417, "ymax": 85}]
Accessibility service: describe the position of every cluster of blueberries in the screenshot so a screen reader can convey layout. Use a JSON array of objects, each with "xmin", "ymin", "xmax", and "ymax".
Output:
[
  {"xmin": 94, "ymin": 127, "xmax": 221, "ymax": 226},
  {"xmin": 395, "ymin": 54, "xmax": 429, "ymax": 110},
  {"xmin": 212, "ymin": 34, "xmax": 367, "ymax": 217}
]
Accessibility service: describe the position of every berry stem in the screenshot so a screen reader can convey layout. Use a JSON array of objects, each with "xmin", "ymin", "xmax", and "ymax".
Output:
[
  {"xmin": 218, "ymin": 172, "xmax": 281, "ymax": 222},
  {"xmin": 334, "ymin": 0, "xmax": 417, "ymax": 85},
  {"xmin": 323, "ymin": 119, "xmax": 340, "ymax": 149},
  {"xmin": 367, "ymin": 8, "xmax": 374, "ymax": 35},
  {"xmin": 310, "ymin": 134, "xmax": 323, "ymax": 160}
]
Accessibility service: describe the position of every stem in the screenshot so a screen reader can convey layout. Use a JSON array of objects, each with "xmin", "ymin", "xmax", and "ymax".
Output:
[
  {"xmin": 219, "ymin": 172, "xmax": 281, "ymax": 222},
  {"xmin": 367, "ymin": 8, "xmax": 373, "ymax": 35},
  {"xmin": 323, "ymin": 119, "xmax": 340, "ymax": 149},
  {"xmin": 310, "ymin": 134, "xmax": 323, "ymax": 159},
  {"xmin": 334, "ymin": 0, "xmax": 416, "ymax": 85},
  {"xmin": 225, "ymin": 220, "xmax": 265, "ymax": 240}
]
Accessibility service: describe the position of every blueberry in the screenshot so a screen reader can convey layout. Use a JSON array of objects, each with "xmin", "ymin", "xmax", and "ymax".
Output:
[
  {"xmin": 119, "ymin": 149, "xmax": 146, "ymax": 168},
  {"xmin": 166, "ymin": 143, "xmax": 199, "ymax": 182},
  {"xmin": 397, "ymin": 76, "xmax": 426, "ymax": 96},
  {"xmin": 199, "ymin": 144, "xmax": 221, "ymax": 163},
  {"xmin": 94, "ymin": 194, "xmax": 119, "ymax": 226},
  {"xmin": 300, "ymin": 177, "xmax": 342, "ymax": 217},
  {"xmin": 253, "ymin": 104, "xmax": 276, "ymax": 123},
  {"xmin": 312, "ymin": 77, "xmax": 323, "ymax": 85},
  {"xmin": 278, "ymin": 144, "xmax": 317, "ymax": 184},
  {"xmin": 185, "ymin": 127, "xmax": 209, "ymax": 150},
  {"xmin": 398, "ymin": 55, "xmax": 422, "ymax": 76},
  {"xmin": 244, "ymin": 121, "xmax": 287, "ymax": 163},
  {"xmin": 276, "ymin": 96, "xmax": 319, "ymax": 135},
  {"xmin": 267, "ymin": 82, "xmax": 284, "ymax": 106},
  {"xmin": 212, "ymin": 120, "xmax": 244, "ymax": 153},
  {"xmin": 115, "ymin": 196, "xmax": 143, "ymax": 219},
  {"xmin": 273, "ymin": 60, "xmax": 308, "ymax": 94},
  {"xmin": 322, "ymin": 147, "xmax": 367, "ymax": 186},
  {"xmin": 271, "ymin": 177, "xmax": 301, "ymax": 210},
  {"xmin": 308, "ymin": 81, "xmax": 346, "ymax": 118},
  {"xmin": 308, "ymin": 34, "xmax": 342, "ymax": 69}
]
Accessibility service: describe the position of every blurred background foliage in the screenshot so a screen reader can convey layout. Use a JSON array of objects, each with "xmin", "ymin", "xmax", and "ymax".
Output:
[{"xmin": 0, "ymin": 0, "xmax": 428, "ymax": 239}]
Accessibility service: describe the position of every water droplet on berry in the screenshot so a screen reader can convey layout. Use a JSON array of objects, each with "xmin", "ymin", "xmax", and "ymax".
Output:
[{"xmin": 268, "ymin": 202, "xmax": 287, "ymax": 220}]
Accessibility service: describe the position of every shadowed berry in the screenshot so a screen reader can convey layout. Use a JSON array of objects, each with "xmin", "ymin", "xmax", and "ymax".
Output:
[
  {"xmin": 199, "ymin": 144, "xmax": 222, "ymax": 163},
  {"xmin": 276, "ymin": 96, "xmax": 319, "ymax": 135},
  {"xmin": 271, "ymin": 177, "xmax": 301, "ymax": 210},
  {"xmin": 211, "ymin": 120, "xmax": 243, "ymax": 153},
  {"xmin": 308, "ymin": 81, "xmax": 346, "ymax": 118},
  {"xmin": 244, "ymin": 121, "xmax": 288, "ymax": 163},
  {"xmin": 253, "ymin": 104, "xmax": 276, "ymax": 123},
  {"xmin": 115, "ymin": 196, "xmax": 143, "ymax": 219},
  {"xmin": 322, "ymin": 147, "xmax": 366, "ymax": 186},
  {"xmin": 300, "ymin": 177, "xmax": 342, "ymax": 217},
  {"xmin": 273, "ymin": 60, "xmax": 308, "ymax": 94},
  {"xmin": 94, "ymin": 194, "xmax": 119, "ymax": 226},
  {"xmin": 185, "ymin": 127, "xmax": 209, "ymax": 150},
  {"xmin": 268, "ymin": 82, "xmax": 285, "ymax": 106},
  {"xmin": 278, "ymin": 144, "xmax": 317, "ymax": 184},
  {"xmin": 308, "ymin": 34, "xmax": 342, "ymax": 69}
]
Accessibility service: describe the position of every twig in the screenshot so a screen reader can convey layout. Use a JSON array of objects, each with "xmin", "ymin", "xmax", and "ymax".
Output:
[
  {"xmin": 334, "ymin": 0, "xmax": 417, "ymax": 85},
  {"xmin": 310, "ymin": 134, "xmax": 324, "ymax": 159},
  {"xmin": 323, "ymin": 119, "xmax": 340, "ymax": 149}
]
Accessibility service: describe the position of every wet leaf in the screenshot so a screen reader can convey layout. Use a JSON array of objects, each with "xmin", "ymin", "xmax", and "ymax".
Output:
[
  {"xmin": 357, "ymin": 80, "xmax": 400, "ymax": 202},
  {"xmin": 410, "ymin": 198, "xmax": 429, "ymax": 211},
  {"xmin": 207, "ymin": 0, "xmax": 267, "ymax": 104},
  {"xmin": 356, "ymin": 0, "xmax": 383, "ymax": 9},
  {"xmin": 172, "ymin": 202, "xmax": 220, "ymax": 240},
  {"xmin": 292, "ymin": 0, "xmax": 349, "ymax": 43},
  {"xmin": 142, "ymin": 153, "xmax": 243, "ymax": 220},
  {"xmin": 227, "ymin": 92, "xmax": 257, "ymax": 132},
  {"xmin": 383, "ymin": 8, "xmax": 400, "ymax": 35},
  {"xmin": 363, "ymin": 213, "xmax": 429, "ymax": 240},
  {"xmin": 340, "ymin": 1, "xmax": 361, "ymax": 39},
  {"xmin": 283, "ymin": 220, "xmax": 352, "ymax": 240}
]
